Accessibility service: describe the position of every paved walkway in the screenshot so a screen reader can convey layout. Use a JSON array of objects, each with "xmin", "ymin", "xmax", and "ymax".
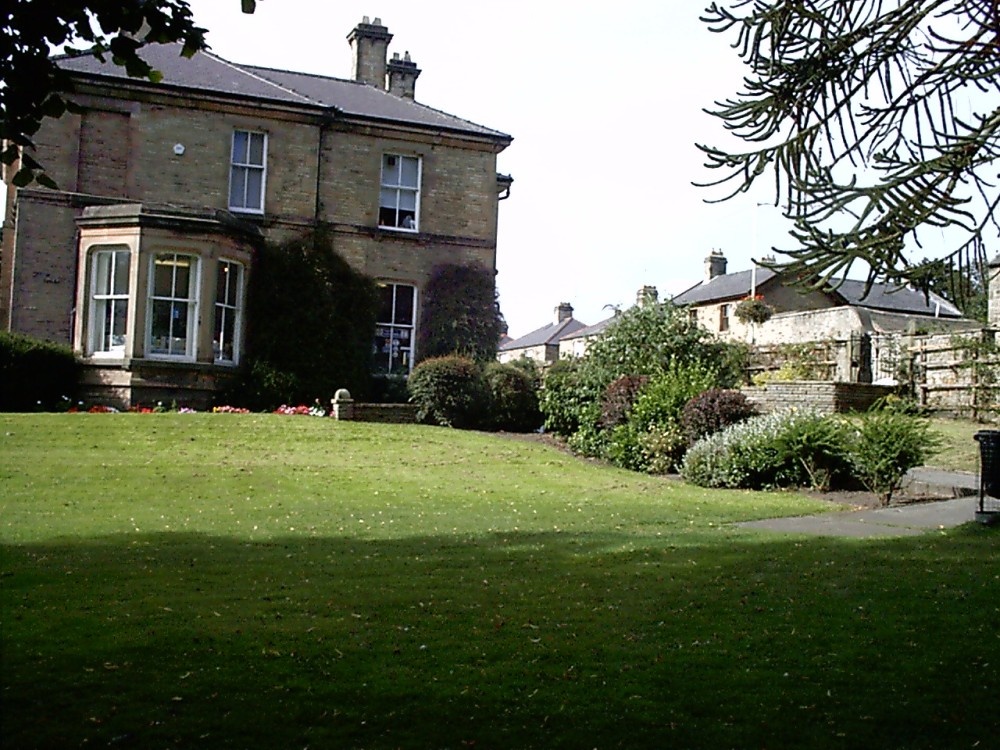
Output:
[{"xmin": 739, "ymin": 469, "xmax": 990, "ymax": 538}]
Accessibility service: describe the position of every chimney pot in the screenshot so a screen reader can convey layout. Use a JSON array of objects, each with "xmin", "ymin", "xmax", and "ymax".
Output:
[
  {"xmin": 555, "ymin": 302, "xmax": 574, "ymax": 324},
  {"xmin": 636, "ymin": 285, "xmax": 658, "ymax": 307},
  {"xmin": 387, "ymin": 48, "xmax": 421, "ymax": 99}
]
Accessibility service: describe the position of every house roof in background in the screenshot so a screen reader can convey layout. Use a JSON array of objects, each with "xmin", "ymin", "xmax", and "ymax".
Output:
[
  {"xmin": 55, "ymin": 44, "xmax": 511, "ymax": 141},
  {"xmin": 671, "ymin": 267, "xmax": 965, "ymax": 319},
  {"xmin": 500, "ymin": 318, "xmax": 588, "ymax": 351},
  {"xmin": 670, "ymin": 268, "xmax": 779, "ymax": 306},
  {"xmin": 560, "ymin": 315, "xmax": 615, "ymax": 341}
]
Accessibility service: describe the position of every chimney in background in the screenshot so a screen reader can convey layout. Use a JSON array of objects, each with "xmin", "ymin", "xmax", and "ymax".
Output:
[
  {"xmin": 636, "ymin": 285, "xmax": 658, "ymax": 307},
  {"xmin": 555, "ymin": 303, "xmax": 574, "ymax": 324},
  {"xmin": 388, "ymin": 51, "xmax": 421, "ymax": 99},
  {"xmin": 347, "ymin": 16, "xmax": 393, "ymax": 88},
  {"xmin": 705, "ymin": 250, "xmax": 727, "ymax": 282}
]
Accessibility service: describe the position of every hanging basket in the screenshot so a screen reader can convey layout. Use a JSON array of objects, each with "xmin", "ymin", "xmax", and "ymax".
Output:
[{"xmin": 734, "ymin": 297, "xmax": 774, "ymax": 324}]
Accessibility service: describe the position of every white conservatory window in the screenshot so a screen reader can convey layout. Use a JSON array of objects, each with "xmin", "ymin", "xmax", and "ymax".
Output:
[{"xmin": 213, "ymin": 260, "xmax": 244, "ymax": 364}]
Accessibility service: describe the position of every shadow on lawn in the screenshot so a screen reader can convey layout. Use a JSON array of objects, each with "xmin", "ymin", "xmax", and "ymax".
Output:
[{"xmin": 3, "ymin": 526, "xmax": 999, "ymax": 749}]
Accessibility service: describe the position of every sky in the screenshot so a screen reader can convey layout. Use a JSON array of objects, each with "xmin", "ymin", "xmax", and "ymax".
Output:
[
  {"xmin": 178, "ymin": 0, "xmax": 806, "ymax": 337},
  {"xmin": 9, "ymin": 0, "xmax": 800, "ymax": 338}
]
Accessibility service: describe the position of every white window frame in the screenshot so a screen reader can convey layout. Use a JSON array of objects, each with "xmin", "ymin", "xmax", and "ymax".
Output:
[
  {"xmin": 229, "ymin": 130, "xmax": 267, "ymax": 214},
  {"xmin": 720, "ymin": 304, "xmax": 732, "ymax": 332},
  {"xmin": 146, "ymin": 253, "xmax": 200, "ymax": 361},
  {"xmin": 373, "ymin": 283, "xmax": 417, "ymax": 374},
  {"xmin": 213, "ymin": 259, "xmax": 244, "ymax": 365},
  {"xmin": 88, "ymin": 247, "xmax": 131, "ymax": 357},
  {"xmin": 379, "ymin": 154, "xmax": 421, "ymax": 232}
]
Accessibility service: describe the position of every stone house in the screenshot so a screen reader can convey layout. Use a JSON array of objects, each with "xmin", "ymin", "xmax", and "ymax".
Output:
[
  {"xmin": 1, "ymin": 17, "xmax": 512, "ymax": 407},
  {"xmin": 498, "ymin": 303, "xmax": 587, "ymax": 365},
  {"xmin": 672, "ymin": 251, "xmax": 981, "ymax": 346}
]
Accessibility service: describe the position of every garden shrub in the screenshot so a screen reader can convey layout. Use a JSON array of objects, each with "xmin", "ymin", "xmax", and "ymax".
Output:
[
  {"xmin": 681, "ymin": 410, "xmax": 842, "ymax": 490},
  {"xmin": 539, "ymin": 358, "xmax": 600, "ymax": 437},
  {"xmin": 605, "ymin": 361, "xmax": 717, "ymax": 473},
  {"xmin": 483, "ymin": 362, "xmax": 542, "ymax": 433},
  {"xmin": 680, "ymin": 388, "xmax": 759, "ymax": 445},
  {"xmin": 0, "ymin": 332, "xmax": 79, "ymax": 411},
  {"xmin": 851, "ymin": 408, "xmax": 941, "ymax": 505},
  {"xmin": 600, "ymin": 375, "xmax": 649, "ymax": 428},
  {"xmin": 773, "ymin": 411, "xmax": 855, "ymax": 491},
  {"xmin": 408, "ymin": 355, "xmax": 487, "ymax": 428}
]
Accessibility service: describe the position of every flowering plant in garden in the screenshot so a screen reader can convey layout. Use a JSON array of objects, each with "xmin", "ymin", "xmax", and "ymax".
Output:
[
  {"xmin": 273, "ymin": 401, "xmax": 328, "ymax": 417},
  {"xmin": 212, "ymin": 405, "xmax": 250, "ymax": 414},
  {"xmin": 734, "ymin": 295, "xmax": 774, "ymax": 324}
]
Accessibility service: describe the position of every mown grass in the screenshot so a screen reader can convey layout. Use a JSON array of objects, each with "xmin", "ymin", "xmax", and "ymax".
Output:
[
  {"xmin": 928, "ymin": 417, "xmax": 993, "ymax": 473},
  {"xmin": 2, "ymin": 414, "xmax": 998, "ymax": 749}
]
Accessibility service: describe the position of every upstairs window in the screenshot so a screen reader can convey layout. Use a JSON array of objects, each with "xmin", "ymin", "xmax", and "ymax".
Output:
[
  {"xmin": 379, "ymin": 154, "xmax": 420, "ymax": 231},
  {"xmin": 229, "ymin": 130, "xmax": 267, "ymax": 214},
  {"xmin": 213, "ymin": 260, "xmax": 244, "ymax": 364},
  {"xmin": 88, "ymin": 247, "xmax": 131, "ymax": 356},
  {"xmin": 148, "ymin": 253, "xmax": 199, "ymax": 359},
  {"xmin": 373, "ymin": 283, "xmax": 416, "ymax": 374}
]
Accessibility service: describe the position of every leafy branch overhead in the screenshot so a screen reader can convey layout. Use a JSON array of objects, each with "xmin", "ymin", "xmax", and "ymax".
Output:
[
  {"xmin": 698, "ymin": 0, "xmax": 999, "ymax": 303},
  {"xmin": 1, "ymin": 1, "xmax": 257, "ymax": 187}
]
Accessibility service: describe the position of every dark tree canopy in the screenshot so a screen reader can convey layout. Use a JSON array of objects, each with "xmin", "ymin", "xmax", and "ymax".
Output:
[
  {"xmin": 417, "ymin": 263, "xmax": 503, "ymax": 364},
  {"xmin": 699, "ymin": 0, "xmax": 999, "ymax": 303},
  {"xmin": 1, "ymin": 1, "xmax": 254, "ymax": 187}
]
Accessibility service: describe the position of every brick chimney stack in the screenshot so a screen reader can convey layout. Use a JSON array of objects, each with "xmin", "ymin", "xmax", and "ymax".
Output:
[
  {"xmin": 347, "ymin": 16, "xmax": 393, "ymax": 89},
  {"xmin": 705, "ymin": 250, "xmax": 727, "ymax": 282},
  {"xmin": 636, "ymin": 285, "xmax": 658, "ymax": 307},
  {"xmin": 555, "ymin": 303, "xmax": 574, "ymax": 324},
  {"xmin": 388, "ymin": 51, "xmax": 421, "ymax": 99}
]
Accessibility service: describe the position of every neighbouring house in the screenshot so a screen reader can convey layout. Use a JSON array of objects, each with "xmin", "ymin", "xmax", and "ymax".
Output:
[
  {"xmin": 557, "ymin": 285, "xmax": 659, "ymax": 359},
  {"xmin": 498, "ymin": 303, "xmax": 587, "ymax": 365},
  {"xmin": 672, "ymin": 251, "xmax": 981, "ymax": 346},
  {"xmin": 1, "ymin": 16, "xmax": 512, "ymax": 408}
]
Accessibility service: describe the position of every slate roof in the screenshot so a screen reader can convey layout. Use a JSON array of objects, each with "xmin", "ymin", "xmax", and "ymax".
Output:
[
  {"xmin": 54, "ymin": 44, "xmax": 511, "ymax": 142},
  {"xmin": 671, "ymin": 268, "xmax": 779, "ymax": 306},
  {"xmin": 559, "ymin": 315, "xmax": 616, "ymax": 341},
  {"xmin": 672, "ymin": 268, "xmax": 964, "ymax": 318},
  {"xmin": 500, "ymin": 318, "xmax": 588, "ymax": 351}
]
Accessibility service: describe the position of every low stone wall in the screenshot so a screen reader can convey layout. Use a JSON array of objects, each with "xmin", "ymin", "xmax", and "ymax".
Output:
[
  {"xmin": 743, "ymin": 381, "xmax": 900, "ymax": 415},
  {"xmin": 347, "ymin": 403, "xmax": 418, "ymax": 424}
]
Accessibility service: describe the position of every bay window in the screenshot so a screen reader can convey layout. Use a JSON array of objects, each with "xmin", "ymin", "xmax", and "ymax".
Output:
[
  {"xmin": 148, "ymin": 253, "xmax": 199, "ymax": 359},
  {"xmin": 88, "ymin": 247, "xmax": 131, "ymax": 356},
  {"xmin": 379, "ymin": 154, "xmax": 420, "ymax": 231}
]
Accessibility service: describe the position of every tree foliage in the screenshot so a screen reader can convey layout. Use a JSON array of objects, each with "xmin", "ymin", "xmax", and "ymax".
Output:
[
  {"xmin": 1, "ymin": 1, "xmax": 221, "ymax": 187},
  {"xmin": 237, "ymin": 228, "xmax": 378, "ymax": 407},
  {"xmin": 699, "ymin": 0, "xmax": 999, "ymax": 304},
  {"xmin": 416, "ymin": 263, "xmax": 503, "ymax": 364}
]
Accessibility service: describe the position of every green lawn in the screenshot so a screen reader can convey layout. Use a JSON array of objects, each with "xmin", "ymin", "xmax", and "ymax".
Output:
[
  {"xmin": 928, "ymin": 417, "xmax": 993, "ymax": 473},
  {"xmin": 2, "ymin": 414, "xmax": 998, "ymax": 749}
]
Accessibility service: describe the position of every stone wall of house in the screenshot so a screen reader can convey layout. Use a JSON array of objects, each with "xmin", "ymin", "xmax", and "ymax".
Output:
[
  {"xmin": 742, "ymin": 381, "xmax": 899, "ymax": 414},
  {"xmin": 4, "ymin": 90, "xmax": 502, "ymax": 347}
]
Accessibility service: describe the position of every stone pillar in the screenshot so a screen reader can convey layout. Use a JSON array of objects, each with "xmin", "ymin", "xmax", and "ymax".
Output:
[
  {"xmin": 988, "ymin": 254, "xmax": 1000, "ymax": 329},
  {"xmin": 387, "ymin": 51, "xmax": 421, "ymax": 99},
  {"xmin": 347, "ymin": 17, "xmax": 392, "ymax": 89},
  {"xmin": 331, "ymin": 388, "xmax": 354, "ymax": 421},
  {"xmin": 554, "ymin": 302, "xmax": 573, "ymax": 323}
]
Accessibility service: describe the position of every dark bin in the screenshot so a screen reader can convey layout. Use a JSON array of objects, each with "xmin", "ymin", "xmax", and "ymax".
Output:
[{"xmin": 974, "ymin": 430, "xmax": 1000, "ymax": 498}]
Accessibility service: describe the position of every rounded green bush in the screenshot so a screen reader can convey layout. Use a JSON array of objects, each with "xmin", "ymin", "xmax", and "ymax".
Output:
[
  {"xmin": 0, "ymin": 332, "xmax": 79, "ymax": 411},
  {"xmin": 483, "ymin": 362, "xmax": 542, "ymax": 433},
  {"xmin": 408, "ymin": 355, "xmax": 487, "ymax": 428}
]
